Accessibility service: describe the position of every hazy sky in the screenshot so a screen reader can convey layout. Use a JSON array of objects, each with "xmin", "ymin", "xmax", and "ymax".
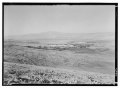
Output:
[{"xmin": 4, "ymin": 5, "xmax": 115, "ymax": 36}]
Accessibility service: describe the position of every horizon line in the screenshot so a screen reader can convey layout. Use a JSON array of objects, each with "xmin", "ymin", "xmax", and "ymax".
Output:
[{"xmin": 4, "ymin": 31, "xmax": 114, "ymax": 37}]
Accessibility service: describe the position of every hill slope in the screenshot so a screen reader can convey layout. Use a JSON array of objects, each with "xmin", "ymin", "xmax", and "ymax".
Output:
[{"xmin": 4, "ymin": 62, "xmax": 115, "ymax": 85}]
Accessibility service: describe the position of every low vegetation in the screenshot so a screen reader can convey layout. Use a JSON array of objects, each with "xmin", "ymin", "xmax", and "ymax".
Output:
[
  {"xmin": 4, "ymin": 62, "xmax": 115, "ymax": 85},
  {"xmin": 4, "ymin": 39, "xmax": 115, "ymax": 85}
]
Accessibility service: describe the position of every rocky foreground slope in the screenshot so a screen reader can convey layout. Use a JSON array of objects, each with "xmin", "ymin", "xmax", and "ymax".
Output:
[{"xmin": 4, "ymin": 62, "xmax": 115, "ymax": 85}]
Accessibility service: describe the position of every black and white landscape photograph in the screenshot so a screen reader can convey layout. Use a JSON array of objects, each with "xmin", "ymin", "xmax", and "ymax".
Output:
[{"xmin": 3, "ymin": 3, "xmax": 117, "ymax": 85}]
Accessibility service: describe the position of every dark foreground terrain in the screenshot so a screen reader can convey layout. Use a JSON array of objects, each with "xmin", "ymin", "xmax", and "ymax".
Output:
[
  {"xmin": 4, "ymin": 62, "xmax": 114, "ymax": 85},
  {"xmin": 4, "ymin": 32, "xmax": 115, "ymax": 85}
]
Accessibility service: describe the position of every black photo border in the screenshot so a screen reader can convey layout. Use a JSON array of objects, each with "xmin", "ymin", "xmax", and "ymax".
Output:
[{"xmin": 2, "ymin": 2, "xmax": 118, "ymax": 86}]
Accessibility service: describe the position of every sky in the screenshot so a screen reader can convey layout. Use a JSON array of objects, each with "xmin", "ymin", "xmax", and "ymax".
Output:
[{"xmin": 4, "ymin": 5, "xmax": 115, "ymax": 36}]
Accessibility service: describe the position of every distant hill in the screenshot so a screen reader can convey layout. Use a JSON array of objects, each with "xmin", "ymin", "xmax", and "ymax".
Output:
[{"xmin": 5, "ymin": 31, "xmax": 115, "ymax": 41}]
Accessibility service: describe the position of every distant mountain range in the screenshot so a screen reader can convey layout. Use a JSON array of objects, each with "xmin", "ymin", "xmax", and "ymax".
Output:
[{"xmin": 5, "ymin": 31, "xmax": 115, "ymax": 41}]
